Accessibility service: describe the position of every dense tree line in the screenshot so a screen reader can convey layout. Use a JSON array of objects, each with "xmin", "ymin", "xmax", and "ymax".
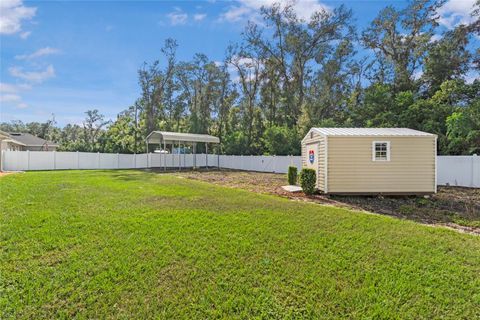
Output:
[{"xmin": 2, "ymin": 0, "xmax": 479, "ymax": 155}]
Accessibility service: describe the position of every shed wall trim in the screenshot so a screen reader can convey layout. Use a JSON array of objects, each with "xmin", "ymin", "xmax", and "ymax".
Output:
[
  {"xmin": 434, "ymin": 136, "xmax": 437, "ymax": 193},
  {"xmin": 324, "ymin": 136, "xmax": 328, "ymax": 193}
]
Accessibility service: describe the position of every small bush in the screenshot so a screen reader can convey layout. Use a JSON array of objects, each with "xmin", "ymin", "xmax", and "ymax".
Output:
[
  {"xmin": 398, "ymin": 205, "xmax": 415, "ymax": 215},
  {"xmin": 287, "ymin": 166, "xmax": 297, "ymax": 185},
  {"xmin": 300, "ymin": 168, "xmax": 316, "ymax": 195}
]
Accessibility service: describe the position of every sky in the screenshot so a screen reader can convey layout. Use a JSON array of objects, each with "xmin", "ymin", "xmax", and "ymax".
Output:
[{"xmin": 0, "ymin": 0, "xmax": 478, "ymax": 126}]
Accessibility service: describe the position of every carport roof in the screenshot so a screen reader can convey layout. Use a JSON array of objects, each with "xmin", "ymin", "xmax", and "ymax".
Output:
[{"xmin": 146, "ymin": 131, "xmax": 220, "ymax": 144}]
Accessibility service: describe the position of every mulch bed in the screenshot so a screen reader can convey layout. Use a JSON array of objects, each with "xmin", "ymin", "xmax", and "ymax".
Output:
[{"xmin": 172, "ymin": 169, "xmax": 480, "ymax": 235}]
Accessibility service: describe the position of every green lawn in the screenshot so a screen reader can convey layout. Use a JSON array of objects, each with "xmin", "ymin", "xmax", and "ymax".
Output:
[{"xmin": 1, "ymin": 171, "xmax": 479, "ymax": 319}]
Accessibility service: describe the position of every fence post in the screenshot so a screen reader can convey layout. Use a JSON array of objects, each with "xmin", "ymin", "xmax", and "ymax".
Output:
[
  {"xmin": 205, "ymin": 143, "xmax": 208, "ymax": 169},
  {"xmin": 0, "ymin": 150, "xmax": 4, "ymax": 172},
  {"xmin": 53, "ymin": 151, "xmax": 56, "ymax": 170},
  {"xmin": 97, "ymin": 152, "xmax": 100, "ymax": 169},
  {"xmin": 472, "ymin": 154, "xmax": 478, "ymax": 188},
  {"xmin": 273, "ymin": 155, "xmax": 276, "ymax": 173},
  {"xmin": 117, "ymin": 153, "xmax": 120, "ymax": 169},
  {"xmin": 77, "ymin": 151, "xmax": 80, "ymax": 169},
  {"xmin": 27, "ymin": 150, "xmax": 30, "ymax": 171},
  {"xmin": 134, "ymin": 153, "xmax": 136, "ymax": 169}
]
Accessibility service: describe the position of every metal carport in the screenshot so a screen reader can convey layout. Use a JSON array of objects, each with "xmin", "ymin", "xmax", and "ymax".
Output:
[{"xmin": 145, "ymin": 131, "xmax": 220, "ymax": 170}]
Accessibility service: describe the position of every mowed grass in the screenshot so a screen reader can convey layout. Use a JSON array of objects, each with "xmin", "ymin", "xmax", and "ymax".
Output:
[{"xmin": 1, "ymin": 171, "xmax": 479, "ymax": 319}]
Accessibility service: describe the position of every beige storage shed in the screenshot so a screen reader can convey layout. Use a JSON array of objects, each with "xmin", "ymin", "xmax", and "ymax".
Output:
[{"xmin": 301, "ymin": 128, "xmax": 437, "ymax": 195}]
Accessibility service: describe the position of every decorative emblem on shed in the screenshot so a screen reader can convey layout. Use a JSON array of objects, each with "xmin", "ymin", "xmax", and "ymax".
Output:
[{"xmin": 309, "ymin": 149, "xmax": 315, "ymax": 164}]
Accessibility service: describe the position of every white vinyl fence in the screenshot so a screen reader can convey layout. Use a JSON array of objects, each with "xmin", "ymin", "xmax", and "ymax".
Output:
[
  {"xmin": 219, "ymin": 155, "xmax": 301, "ymax": 173},
  {"xmin": 437, "ymin": 155, "xmax": 479, "ymax": 188},
  {"xmin": 1, "ymin": 151, "xmax": 219, "ymax": 172},
  {"xmin": 1, "ymin": 151, "xmax": 479, "ymax": 188}
]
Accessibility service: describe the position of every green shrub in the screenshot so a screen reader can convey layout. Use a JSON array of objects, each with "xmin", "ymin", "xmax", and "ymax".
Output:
[
  {"xmin": 287, "ymin": 166, "xmax": 297, "ymax": 185},
  {"xmin": 398, "ymin": 205, "xmax": 415, "ymax": 215},
  {"xmin": 300, "ymin": 168, "xmax": 316, "ymax": 195}
]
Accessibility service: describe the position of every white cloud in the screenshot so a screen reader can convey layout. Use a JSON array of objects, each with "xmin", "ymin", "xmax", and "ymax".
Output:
[
  {"xmin": 220, "ymin": 6, "xmax": 251, "ymax": 22},
  {"xmin": 437, "ymin": 0, "xmax": 477, "ymax": 29},
  {"xmin": 0, "ymin": 0, "xmax": 36, "ymax": 35},
  {"xmin": 167, "ymin": 8, "xmax": 188, "ymax": 25},
  {"xmin": 0, "ymin": 82, "xmax": 31, "ymax": 93},
  {"xmin": 194, "ymin": 13, "xmax": 207, "ymax": 21},
  {"xmin": 430, "ymin": 34, "xmax": 443, "ymax": 42},
  {"xmin": 19, "ymin": 30, "xmax": 31, "ymax": 39},
  {"xmin": 9, "ymin": 65, "xmax": 56, "ymax": 83},
  {"xmin": 219, "ymin": 0, "xmax": 330, "ymax": 23},
  {"xmin": 227, "ymin": 56, "xmax": 265, "ymax": 83},
  {"xmin": 413, "ymin": 70, "xmax": 424, "ymax": 80},
  {"xmin": 16, "ymin": 102, "xmax": 28, "ymax": 109},
  {"xmin": 464, "ymin": 70, "xmax": 479, "ymax": 84},
  {"xmin": 15, "ymin": 47, "xmax": 60, "ymax": 60},
  {"xmin": 0, "ymin": 94, "xmax": 21, "ymax": 103},
  {"xmin": 0, "ymin": 83, "xmax": 31, "ymax": 109}
]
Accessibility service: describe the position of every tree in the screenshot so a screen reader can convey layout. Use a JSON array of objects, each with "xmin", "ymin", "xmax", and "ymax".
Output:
[
  {"xmin": 104, "ymin": 108, "xmax": 141, "ymax": 153},
  {"xmin": 176, "ymin": 54, "xmax": 224, "ymax": 135},
  {"xmin": 446, "ymin": 99, "xmax": 480, "ymax": 155},
  {"xmin": 244, "ymin": 3, "xmax": 353, "ymax": 127},
  {"xmin": 422, "ymin": 25, "xmax": 472, "ymax": 94},
  {"xmin": 213, "ymin": 59, "xmax": 237, "ymax": 146},
  {"xmin": 299, "ymin": 38, "xmax": 358, "ymax": 133},
  {"xmin": 361, "ymin": 0, "xmax": 444, "ymax": 92},
  {"xmin": 57, "ymin": 124, "xmax": 83, "ymax": 151},
  {"xmin": 262, "ymin": 125, "xmax": 298, "ymax": 155},
  {"xmin": 226, "ymin": 44, "xmax": 263, "ymax": 153},
  {"xmin": 82, "ymin": 109, "xmax": 110, "ymax": 152},
  {"xmin": 138, "ymin": 38, "xmax": 177, "ymax": 134},
  {"xmin": 6, "ymin": 1, "xmax": 478, "ymax": 157}
]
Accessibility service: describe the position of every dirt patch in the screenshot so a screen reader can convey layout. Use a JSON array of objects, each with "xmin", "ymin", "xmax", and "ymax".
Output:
[
  {"xmin": 0, "ymin": 171, "xmax": 18, "ymax": 177},
  {"xmin": 171, "ymin": 169, "xmax": 480, "ymax": 235}
]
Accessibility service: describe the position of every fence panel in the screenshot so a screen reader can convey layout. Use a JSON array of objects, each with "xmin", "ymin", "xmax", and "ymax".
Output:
[
  {"xmin": 55, "ymin": 152, "xmax": 78, "ymax": 170},
  {"xmin": 208, "ymin": 154, "xmax": 218, "ymax": 167},
  {"xmin": 78, "ymin": 152, "xmax": 98, "ymax": 169},
  {"xmin": 135, "ymin": 154, "xmax": 148, "ymax": 168},
  {"xmin": 98, "ymin": 153, "xmax": 116, "ymax": 169},
  {"xmin": 2, "ymin": 151, "xmax": 478, "ymax": 188},
  {"xmin": 437, "ymin": 155, "xmax": 479, "ymax": 188},
  {"xmin": 260, "ymin": 156, "xmax": 274, "ymax": 172},
  {"xmin": 185, "ymin": 154, "xmax": 194, "ymax": 167},
  {"xmin": 3, "ymin": 151, "xmax": 28, "ymax": 171},
  {"xmin": 29, "ymin": 151, "xmax": 55, "ymax": 170},
  {"xmin": 118, "ymin": 154, "xmax": 134, "ymax": 169}
]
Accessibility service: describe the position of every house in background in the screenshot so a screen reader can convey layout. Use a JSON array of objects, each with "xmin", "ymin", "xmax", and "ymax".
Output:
[
  {"xmin": 0, "ymin": 130, "xmax": 26, "ymax": 151},
  {"xmin": 0, "ymin": 131, "xmax": 58, "ymax": 151}
]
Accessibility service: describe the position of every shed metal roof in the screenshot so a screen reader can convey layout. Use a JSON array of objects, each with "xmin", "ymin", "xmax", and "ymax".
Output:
[
  {"xmin": 146, "ymin": 131, "xmax": 220, "ymax": 144},
  {"xmin": 311, "ymin": 128, "xmax": 436, "ymax": 137}
]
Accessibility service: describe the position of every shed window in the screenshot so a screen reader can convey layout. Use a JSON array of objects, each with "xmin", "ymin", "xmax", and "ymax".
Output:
[{"xmin": 372, "ymin": 141, "xmax": 390, "ymax": 161}]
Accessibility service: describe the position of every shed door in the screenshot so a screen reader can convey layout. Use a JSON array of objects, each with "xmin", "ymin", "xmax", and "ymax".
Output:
[{"xmin": 305, "ymin": 142, "xmax": 319, "ymax": 185}]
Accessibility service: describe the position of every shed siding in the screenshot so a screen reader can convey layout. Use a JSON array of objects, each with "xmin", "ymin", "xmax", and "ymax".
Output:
[
  {"xmin": 317, "ymin": 138, "xmax": 326, "ymax": 191},
  {"xmin": 327, "ymin": 136, "xmax": 436, "ymax": 193},
  {"xmin": 301, "ymin": 130, "xmax": 325, "ymax": 191}
]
